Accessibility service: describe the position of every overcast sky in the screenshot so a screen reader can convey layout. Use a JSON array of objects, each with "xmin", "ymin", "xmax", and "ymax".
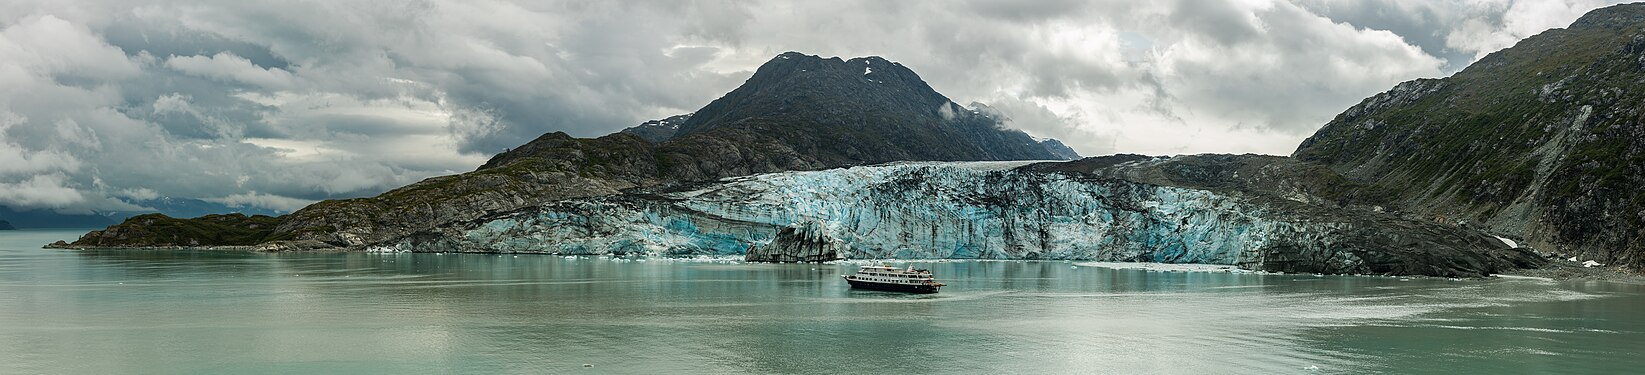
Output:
[{"xmin": 0, "ymin": 0, "xmax": 1627, "ymax": 215}]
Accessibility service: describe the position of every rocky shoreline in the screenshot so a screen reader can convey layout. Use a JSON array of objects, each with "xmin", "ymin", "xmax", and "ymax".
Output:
[
  {"xmin": 1498, "ymin": 261, "xmax": 1645, "ymax": 283},
  {"xmin": 45, "ymin": 240, "xmax": 271, "ymax": 252}
]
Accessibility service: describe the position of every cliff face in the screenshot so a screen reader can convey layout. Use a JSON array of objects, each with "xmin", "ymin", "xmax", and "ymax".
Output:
[
  {"xmin": 1293, "ymin": 4, "xmax": 1645, "ymax": 267},
  {"xmin": 383, "ymin": 158, "xmax": 1541, "ymax": 277}
]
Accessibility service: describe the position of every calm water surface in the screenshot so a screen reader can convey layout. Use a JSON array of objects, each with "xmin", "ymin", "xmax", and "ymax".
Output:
[{"xmin": 3, "ymin": 229, "xmax": 1643, "ymax": 374}]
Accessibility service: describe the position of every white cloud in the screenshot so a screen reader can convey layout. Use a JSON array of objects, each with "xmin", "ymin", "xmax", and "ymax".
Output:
[
  {"xmin": 0, "ymin": 0, "xmax": 1632, "ymax": 214},
  {"xmin": 166, "ymin": 52, "xmax": 296, "ymax": 89},
  {"xmin": 1446, "ymin": 0, "xmax": 1615, "ymax": 61},
  {"xmin": 0, "ymin": 14, "xmax": 138, "ymax": 79},
  {"xmin": 0, "ymin": 174, "xmax": 85, "ymax": 209},
  {"xmin": 975, "ymin": 97, "xmax": 1117, "ymax": 155},
  {"xmin": 206, "ymin": 191, "xmax": 314, "ymax": 213},
  {"xmin": 0, "ymin": 112, "xmax": 83, "ymax": 176},
  {"xmin": 1135, "ymin": 1, "xmax": 1445, "ymax": 139},
  {"xmin": 113, "ymin": 187, "xmax": 160, "ymax": 201}
]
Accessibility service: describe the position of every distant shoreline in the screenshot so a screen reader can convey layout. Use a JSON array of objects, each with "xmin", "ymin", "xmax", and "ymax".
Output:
[{"xmin": 37, "ymin": 244, "xmax": 1639, "ymax": 283}]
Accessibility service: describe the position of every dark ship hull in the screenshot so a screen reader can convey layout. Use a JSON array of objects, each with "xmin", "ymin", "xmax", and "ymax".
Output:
[{"xmin": 845, "ymin": 279, "xmax": 940, "ymax": 293}]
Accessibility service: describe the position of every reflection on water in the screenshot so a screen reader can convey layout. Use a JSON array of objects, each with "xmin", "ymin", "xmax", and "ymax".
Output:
[{"xmin": 3, "ymin": 229, "xmax": 1644, "ymax": 374}]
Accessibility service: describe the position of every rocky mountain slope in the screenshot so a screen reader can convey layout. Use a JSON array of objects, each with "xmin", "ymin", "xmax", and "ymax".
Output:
[
  {"xmin": 1294, "ymin": 3, "xmax": 1645, "ymax": 268},
  {"xmin": 60, "ymin": 52, "xmax": 1079, "ymax": 251},
  {"xmin": 387, "ymin": 157, "xmax": 1540, "ymax": 277}
]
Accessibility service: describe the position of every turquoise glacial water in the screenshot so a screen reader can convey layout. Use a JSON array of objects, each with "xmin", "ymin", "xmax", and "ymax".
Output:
[{"xmin": 2, "ymin": 229, "xmax": 1643, "ymax": 374}]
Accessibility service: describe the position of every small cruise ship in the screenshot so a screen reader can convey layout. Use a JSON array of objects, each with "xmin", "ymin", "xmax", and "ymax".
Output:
[{"xmin": 842, "ymin": 264, "xmax": 944, "ymax": 293}]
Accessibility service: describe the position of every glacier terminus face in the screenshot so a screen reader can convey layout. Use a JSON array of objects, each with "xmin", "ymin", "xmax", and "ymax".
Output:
[{"xmin": 391, "ymin": 160, "xmax": 1541, "ymax": 277}]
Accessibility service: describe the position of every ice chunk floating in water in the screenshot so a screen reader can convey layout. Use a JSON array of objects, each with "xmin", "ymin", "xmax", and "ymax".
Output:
[{"xmin": 1075, "ymin": 262, "xmax": 1247, "ymax": 273}]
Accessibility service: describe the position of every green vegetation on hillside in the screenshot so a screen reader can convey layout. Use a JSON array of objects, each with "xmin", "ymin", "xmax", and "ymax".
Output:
[
  {"xmin": 1294, "ymin": 3, "xmax": 1645, "ymax": 266},
  {"xmin": 66, "ymin": 213, "xmax": 283, "ymax": 247}
]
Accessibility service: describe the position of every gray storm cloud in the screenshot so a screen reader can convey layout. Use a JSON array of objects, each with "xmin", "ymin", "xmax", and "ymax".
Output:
[{"xmin": 0, "ymin": 0, "xmax": 1627, "ymax": 214}]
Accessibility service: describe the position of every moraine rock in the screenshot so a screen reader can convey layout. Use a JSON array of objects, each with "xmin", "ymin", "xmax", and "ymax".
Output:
[{"xmin": 744, "ymin": 222, "xmax": 847, "ymax": 263}]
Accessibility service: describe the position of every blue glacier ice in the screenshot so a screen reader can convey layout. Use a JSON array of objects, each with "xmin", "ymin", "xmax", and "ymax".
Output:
[{"xmin": 389, "ymin": 160, "xmax": 1541, "ymax": 276}]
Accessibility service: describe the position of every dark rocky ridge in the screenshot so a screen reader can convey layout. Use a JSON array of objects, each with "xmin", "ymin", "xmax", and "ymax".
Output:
[
  {"xmin": 62, "ymin": 213, "xmax": 282, "ymax": 247},
  {"xmin": 1036, "ymin": 138, "xmax": 1082, "ymax": 160},
  {"xmin": 1030, "ymin": 154, "xmax": 1373, "ymax": 201},
  {"xmin": 619, "ymin": 113, "xmax": 691, "ymax": 142},
  {"xmin": 1293, "ymin": 3, "xmax": 1645, "ymax": 268},
  {"xmin": 60, "ymin": 52, "xmax": 1080, "ymax": 251},
  {"xmin": 0, "ymin": 220, "xmax": 13, "ymax": 230}
]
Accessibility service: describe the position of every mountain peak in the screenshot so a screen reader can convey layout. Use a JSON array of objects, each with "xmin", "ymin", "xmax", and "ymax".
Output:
[
  {"xmin": 675, "ymin": 52, "xmax": 949, "ymax": 137},
  {"xmin": 1570, "ymin": 3, "xmax": 1645, "ymax": 30},
  {"xmin": 654, "ymin": 51, "xmax": 1077, "ymax": 163},
  {"xmin": 751, "ymin": 52, "xmax": 925, "ymax": 90}
]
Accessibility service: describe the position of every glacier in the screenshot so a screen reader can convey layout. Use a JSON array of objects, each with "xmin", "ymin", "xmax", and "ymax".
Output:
[{"xmin": 391, "ymin": 159, "xmax": 1542, "ymax": 277}]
